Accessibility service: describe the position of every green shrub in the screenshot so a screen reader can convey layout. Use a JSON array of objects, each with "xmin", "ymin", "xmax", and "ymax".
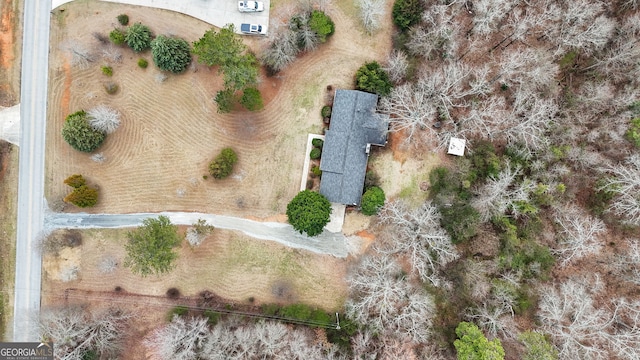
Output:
[
  {"xmin": 117, "ymin": 14, "xmax": 129, "ymax": 26},
  {"xmin": 626, "ymin": 117, "xmax": 640, "ymax": 147},
  {"xmin": 64, "ymin": 185, "xmax": 99, "ymax": 208},
  {"xmin": 104, "ymin": 82, "xmax": 119, "ymax": 95},
  {"xmin": 286, "ymin": 190, "xmax": 332, "ymax": 236},
  {"xmin": 203, "ymin": 309, "xmax": 220, "ymax": 325},
  {"xmin": 454, "ymin": 322, "xmax": 505, "ymax": 360},
  {"xmin": 125, "ymin": 22, "xmax": 152, "ymax": 52},
  {"xmin": 321, "ymin": 105, "xmax": 332, "ymax": 118},
  {"xmin": 629, "ymin": 100, "xmax": 640, "ymax": 114},
  {"xmin": 355, "ymin": 61, "xmax": 393, "ymax": 96},
  {"xmin": 61, "ymin": 110, "xmax": 106, "ymax": 153},
  {"xmin": 311, "ymin": 165, "xmax": 322, "ymax": 177},
  {"xmin": 137, "ymin": 58, "xmax": 148, "ymax": 68},
  {"xmin": 312, "ymin": 138, "xmax": 324, "ymax": 148},
  {"xmin": 279, "ymin": 303, "xmax": 333, "ymax": 327},
  {"xmin": 150, "ymin": 35, "xmax": 192, "ymax": 73},
  {"xmin": 310, "ymin": 148, "xmax": 322, "ymax": 159},
  {"xmin": 361, "ymin": 186, "xmax": 385, "ymax": 215},
  {"xmin": 240, "ymin": 87, "xmax": 264, "ymax": 111},
  {"xmin": 308, "ymin": 10, "xmax": 335, "ymax": 42},
  {"xmin": 588, "ymin": 178, "xmax": 616, "ymax": 216},
  {"xmin": 392, "ymin": 0, "xmax": 424, "ymax": 31},
  {"xmin": 439, "ymin": 202, "xmax": 480, "ymax": 244},
  {"xmin": 101, "ymin": 66, "xmax": 113, "ymax": 76},
  {"xmin": 168, "ymin": 305, "xmax": 188, "ymax": 320},
  {"xmin": 209, "ymin": 148, "xmax": 238, "ymax": 179},
  {"xmin": 109, "ymin": 28, "xmax": 126, "ymax": 45},
  {"xmin": 81, "ymin": 350, "xmax": 98, "ymax": 360},
  {"xmin": 468, "ymin": 141, "xmax": 501, "ymax": 181},
  {"xmin": 261, "ymin": 303, "xmax": 280, "ymax": 316},
  {"xmin": 326, "ymin": 314, "xmax": 358, "ymax": 350},
  {"xmin": 214, "ymin": 88, "xmax": 234, "ymax": 113},
  {"xmin": 64, "ymin": 174, "xmax": 86, "ymax": 188}
]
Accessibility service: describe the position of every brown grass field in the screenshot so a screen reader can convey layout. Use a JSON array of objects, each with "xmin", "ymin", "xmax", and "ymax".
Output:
[{"xmin": 46, "ymin": 0, "xmax": 394, "ymax": 219}]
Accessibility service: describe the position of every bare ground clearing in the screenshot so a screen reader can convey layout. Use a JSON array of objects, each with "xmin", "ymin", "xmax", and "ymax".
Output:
[
  {"xmin": 40, "ymin": 227, "xmax": 348, "ymax": 310},
  {"xmin": 46, "ymin": 0, "xmax": 394, "ymax": 219}
]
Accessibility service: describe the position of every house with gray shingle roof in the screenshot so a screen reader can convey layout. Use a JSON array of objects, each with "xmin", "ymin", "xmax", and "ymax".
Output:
[{"xmin": 319, "ymin": 90, "xmax": 389, "ymax": 206}]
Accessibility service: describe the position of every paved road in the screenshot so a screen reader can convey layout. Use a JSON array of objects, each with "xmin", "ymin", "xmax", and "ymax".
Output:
[
  {"xmin": 13, "ymin": 0, "xmax": 51, "ymax": 341},
  {"xmin": 46, "ymin": 212, "xmax": 350, "ymax": 257}
]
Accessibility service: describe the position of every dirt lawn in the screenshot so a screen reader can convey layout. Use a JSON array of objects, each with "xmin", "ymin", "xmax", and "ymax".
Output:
[
  {"xmin": 40, "ymin": 227, "xmax": 348, "ymax": 310},
  {"xmin": 46, "ymin": 0, "xmax": 394, "ymax": 218}
]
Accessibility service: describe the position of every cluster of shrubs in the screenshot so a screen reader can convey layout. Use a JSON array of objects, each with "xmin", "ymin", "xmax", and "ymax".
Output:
[
  {"xmin": 354, "ymin": 61, "xmax": 393, "ymax": 97},
  {"xmin": 310, "ymin": 138, "xmax": 323, "ymax": 160},
  {"xmin": 63, "ymin": 174, "xmax": 99, "ymax": 208},
  {"xmin": 209, "ymin": 148, "xmax": 238, "ymax": 179},
  {"xmin": 109, "ymin": 15, "xmax": 191, "ymax": 73},
  {"xmin": 61, "ymin": 110, "xmax": 106, "ymax": 153}
]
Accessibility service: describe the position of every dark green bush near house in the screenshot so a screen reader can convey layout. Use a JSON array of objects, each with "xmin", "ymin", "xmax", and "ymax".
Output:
[
  {"xmin": 392, "ymin": 0, "xmax": 424, "ymax": 31},
  {"xmin": 361, "ymin": 186, "xmax": 385, "ymax": 215},
  {"xmin": 208, "ymin": 147, "xmax": 238, "ymax": 179},
  {"xmin": 61, "ymin": 110, "xmax": 106, "ymax": 153},
  {"xmin": 150, "ymin": 35, "xmax": 192, "ymax": 73},
  {"xmin": 101, "ymin": 66, "xmax": 113, "ymax": 76},
  {"xmin": 117, "ymin": 14, "xmax": 129, "ymax": 26},
  {"xmin": 109, "ymin": 28, "xmax": 126, "ymax": 45},
  {"xmin": 310, "ymin": 148, "xmax": 321, "ymax": 159},
  {"xmin": 137, "ymin": 58, "xmax": 148, "ymax": 68},
  {"xmin": 104, "ymin": 82, "xmax": 119, "ymax": 95},
  {"xmin": 125, "ymin": 23, "xmax": 152, "ymax": 52},
  {"xmin": 355, "ymin": 61, "xmax": 392, "ymax": 96},
  {"xmin": 312, "ymin": 138, "xmax": 324, "ymax": 148},
  {"xmin": 321, "ymin": 105, "xmax": 332, "ymax": 118},
  {"xmin": 286, "ymin": 190, "xmax": 332, "ymax": 236},
  {"xmin": 308, "ymin": 10, "xmax": 335, "ymax": 42},
  {"xmin": 311, "ymin": 165, "xmax": 322, "ymax": 177},
  {"xmin": 240, "ymin": 87, "xmax": 264, "ymax": 111}
]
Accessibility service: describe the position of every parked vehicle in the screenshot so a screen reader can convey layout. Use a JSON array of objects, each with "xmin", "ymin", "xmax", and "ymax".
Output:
[
  {"xmin": 240, "ymin": 23, "xmax": 266, "ymax": 35},
  {"xmin": 238, "ymin": 1, "xmax": 264, "ymax": 12}
]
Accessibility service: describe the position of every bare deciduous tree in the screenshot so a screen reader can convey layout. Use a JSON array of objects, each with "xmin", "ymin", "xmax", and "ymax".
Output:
[
  {"xmin": 378, "ymin": 200, "xmax": 459, "ymax": 285},
  {"xmin": 383, "ymin": 50, "xmax": 408, "ymax": 84},
  {"xmin": 538, "ymin": 276, "xmax": 640, "ymax": 360},
  {"xmin": 599, "ymin": 155, "xmax": 640, "ymax": 226},
  {"xmin": 144, "ymin": 315, "xmax": 210, "ymax": 360},
  {"xmin": 345, "ymin": 254, "xmax": 435, "ymax": 343},
  {"xmin": 552, "ymin": 204, "xmax": 605, "ymax": 266},
  {"xmin": 471, "ymin": 0, "xmax": 514, "ymax": 36},
  {"xmin": 186, "ymin": 219, "xmax": 215, "ymax": 246},
  {"xmin": 357, "ymin": 0, "xmax": 386, "ymax": 34},
  {"xmin": 40, "ymin": 305, "xmax": 131, "ymax": 360},
  {"xmin": 90, "ymin": 152, "xmax": 106, "ymax": 163},
  {"xmin": 544, "ymin": 0, "xmax": 615, "ymax": 56},
  {"xmin": 261, "ymin": 28, "xmax": 299, "ymax": 73},
  {"xmin": 87, "ymin": 105, "xmax": 121, "ymax": 134},
  {"xmin": 61, "ymin": 40, "xmax": 94, "ymax": 69},
  {"xmin": 471, "ymin": 162, "xmax": 535, "ymax": 221}
]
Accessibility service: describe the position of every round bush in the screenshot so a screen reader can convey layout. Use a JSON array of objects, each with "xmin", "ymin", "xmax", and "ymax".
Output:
[
  {"xmin": 321, "ymin": 105, "xmax": 332, "ymax": 118},
  {"xmin": 61, "ymin": 110, "xmax": 106, "ymax": 153},
  {"xmin": 117, "ymin": 14, "xmax": 129, "ymax": 26},
  {"xmin": 312, "ymin": 138, "xmax": 324, "ymax": 148},
  {"xmin": 355, "ymin": 61, "xmax": 392, "ymax": 96},
  {"xmin": 109, "ymin": 28, "xmax": 126, "ymax": 46},
  {"xmin": 101, "ymin": 66, "xmax": 113, "ymax": 76},
  {"xmin": 286, "ymin": 190, "xmax": 332, "ymax": 236},
  {"xmin": 361, "ymin": 186, "xmax": 385, "ymax": 215},
  {"xmin": 150, "ymin": 35, "xmax": 192, "ymax": 73},
  {"xmin": 209, "ymin": 147, "xmax": 238, "ymax": 179},
  {"xmin": 310, "ymin": 148, "xmax": 322, "ymax": 159},
  {"xmin": 138, "ymin": 58, "xmax": 148, "ymax": 68},
  {"xmin": 125, "ymin": 22, "xmax": 152, "ymax": 52}
]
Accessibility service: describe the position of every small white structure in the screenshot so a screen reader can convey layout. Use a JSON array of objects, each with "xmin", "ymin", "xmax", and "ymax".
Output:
[{"xmin": 447, "ymin": 137, "xmax": 466, "ymax": 156}]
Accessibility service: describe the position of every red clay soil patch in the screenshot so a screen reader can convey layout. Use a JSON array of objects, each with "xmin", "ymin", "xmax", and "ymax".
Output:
[
  {"xmin": 388, "ymin": 130, "xmax": 410, "ymax": 164},
  {"xmin": 0, "ymin": 0, "xmax": 15, "ymax": 69}
]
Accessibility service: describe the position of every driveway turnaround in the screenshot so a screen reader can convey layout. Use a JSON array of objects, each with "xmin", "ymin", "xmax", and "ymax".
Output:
[
  {"xmin": 46, "ymin": 212, "xmax": 350, "ymax": 257},
  {"xmin": 51, "ymin": 0, "xmax": 271, "ymax": 34},
  {"xmin": 14, "ymin": 0, "xmax": 51, "ymax": 341}
]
